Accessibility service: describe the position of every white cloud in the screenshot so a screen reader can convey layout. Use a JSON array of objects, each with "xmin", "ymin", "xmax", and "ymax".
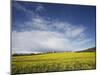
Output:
[
  {"xmin": 65, "ymin": 25, "xmax": 86, "ymax": 38},
  {"xmin": 12, "ymin": 31, "xmax": 71, "ymax": 53},
  {"xmin": 13, "ymin": 2, "xmax": 35, "ymax": 16},
  {"xmin": 35, "ymin": 4, "xmax": 45, "ymax": 12},
  {"xmin": 12, "ymin": 25, "xmax": 91, "ymax": 54}
]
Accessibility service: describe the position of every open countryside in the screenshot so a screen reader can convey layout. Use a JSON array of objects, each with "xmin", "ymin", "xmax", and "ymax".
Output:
[{"xmin": 12, "ymin": 47, "xmax": 96, "ymax": 74}]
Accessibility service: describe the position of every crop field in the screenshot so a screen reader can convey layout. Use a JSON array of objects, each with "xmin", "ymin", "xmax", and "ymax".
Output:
[{"xmin": 12, "ymin": 52, "xmax": 96, "ymax": 75}]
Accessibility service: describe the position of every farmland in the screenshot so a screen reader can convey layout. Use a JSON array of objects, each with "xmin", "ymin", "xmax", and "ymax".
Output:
[{"xmin": 12, "ymin": 52, "xmax": 96, "ymax": 75}]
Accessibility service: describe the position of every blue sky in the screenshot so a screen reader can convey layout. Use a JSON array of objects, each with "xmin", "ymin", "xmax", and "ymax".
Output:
[{"xmin": 12, "ymin": 1, "xmax": 96, "ymax": 54}]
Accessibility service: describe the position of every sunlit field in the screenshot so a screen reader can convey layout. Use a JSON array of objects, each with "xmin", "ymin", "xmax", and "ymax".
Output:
[{"xmin": 12, "ymin": 52, "xmax": 96, "ymax": 75}]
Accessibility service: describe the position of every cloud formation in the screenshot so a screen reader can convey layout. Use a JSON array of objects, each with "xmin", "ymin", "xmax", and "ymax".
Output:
[
  {"xmin": 12, "ymin": 2, "xmax": 94, "ymax": 54},
  {"xmin": 12, "ymin": 16, "xmax": 92, "ymax": 54}
]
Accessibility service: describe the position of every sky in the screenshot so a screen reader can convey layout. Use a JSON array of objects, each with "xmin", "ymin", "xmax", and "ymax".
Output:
[{"xmin": 12, "ymin": 1, "xmax": 96, "ymax": 54}]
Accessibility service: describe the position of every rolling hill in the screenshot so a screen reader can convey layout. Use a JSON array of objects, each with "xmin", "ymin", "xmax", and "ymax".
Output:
[{"xmin": 77, "ymin": 47, "xmax": 96, "ymax": 52}]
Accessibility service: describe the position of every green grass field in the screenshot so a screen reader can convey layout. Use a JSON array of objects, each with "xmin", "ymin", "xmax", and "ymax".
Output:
[{"xmin": 12, "ymin": 52, "xmax": 96, "ymax": 75}]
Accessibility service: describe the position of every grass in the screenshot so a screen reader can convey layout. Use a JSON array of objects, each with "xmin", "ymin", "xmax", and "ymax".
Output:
[{"xmin": 12, "ymin": 52, "xmax": 96, "ymax": 75}]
